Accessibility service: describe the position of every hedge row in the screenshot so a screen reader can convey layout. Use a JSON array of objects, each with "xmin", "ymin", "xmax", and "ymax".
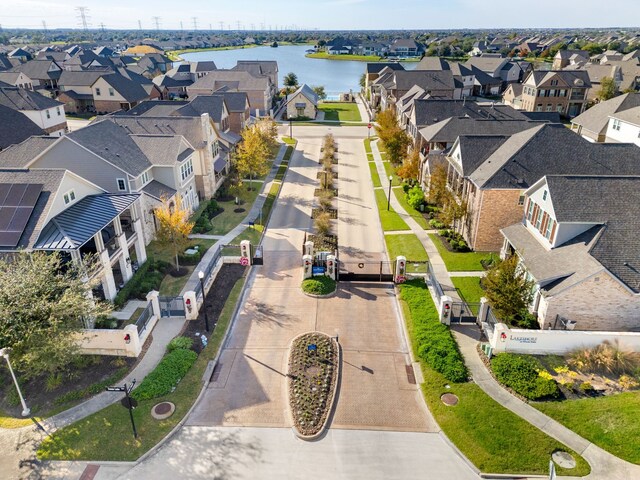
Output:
[
  {"xmin": 491, "ymin": 353, "xmax": 560, "ymax": 400},
  {"xmin": 113, "ymin": 259, "xmax": 171, "ymax": 309},
  {"xmin": 131, "ymin": 347, "xmax": 198, "ymax": 401},
  {"xmin": 399, "ymin": 279, "xmax": 468, "ymax": 382}
]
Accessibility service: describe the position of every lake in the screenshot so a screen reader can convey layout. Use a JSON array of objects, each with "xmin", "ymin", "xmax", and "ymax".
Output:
[{"xmin": 180, "ymin": 45, "xmax": 415, "ymax": 99}]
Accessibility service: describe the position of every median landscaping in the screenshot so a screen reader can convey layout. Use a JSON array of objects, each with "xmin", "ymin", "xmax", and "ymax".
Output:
[
  {"xmin": 398, "ymin": 280, "xmax": 590, "ymax": 476},
  {"xmin": 374, "ymin": 189, "xmax": 409, "ymax": 231}
]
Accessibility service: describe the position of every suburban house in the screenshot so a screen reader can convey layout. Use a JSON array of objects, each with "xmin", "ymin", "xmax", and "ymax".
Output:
[
  {"xmin": 372, "ymin": 70, "xmax": 455, "ymax": 110},
  {"xmin": 136, "ymin": 53, "xmax": 174, "ymax": 76},
  {"xmin": 414, "ymin": 57, "xmax": 476, "ymax": 99},
  {"xmin": 9, "ymin": 58, "xmax": 62, "ymax": 93},
  {"xmin": 519, "ymin": 70, "xmax": 591, "ymax": 117},
  {"xmin": 325, "ymin": 37, "xmax": 358, "ymax": 55},
  {"xmin": 441, "ymin": 124, "xmax": 640, "ymax": 252},
  {"xmin": 57, "ymin": 70, "xmax": 105, "ymax": 113},
  {"xmin": 233, "ymin": 61, "xmax": 279, "ymax": 91},
  {"xmin": 501, "ymin": 83, "xmax": 524, "ymax": 109},
  {"xmin": 564, "ymin": 63, "xmax": 623, "ymax": 101},
  {"xmin": 0, "ymin": 167, "xmax": 147, "ymax": 301},
  {"xmin": 389, "ymin": 39, "xmax": 424, "ymax": 57},
  {"xmin": 464, "ymin": 55, "xmax": 526, "ymax": 85},
  {"xmin": 285, "ymin": 84, "xmax": 318, "ymax": 120},
  {"xmin": 0, "ymin": 104, "xmax": 45, "ymax": 150},
  {"xmin": 552, "ymin": 49, "xmax": 589, "ymax": 70},
  {"xmin": 571, "ymin": 93, "xmax": 640, "ymax": 142},
  {"xmin": 364, "ymin": 62, "xmax": 405, "ymax": 92},
  {"xmin": 103, "ymin": 114, "xmax": 228, "ymax": 199},
  {"xmin": 604, "ymin": 105, "xmax": 640, "ymax": 146},
  {"xmin": 0, "ymin": 54, "xmax": 20, "ymax": 71},
  {"xmin": 91, "ymin": 73, "xmax": 157, "ymax": 113},
  {"xmin": 500, "ymin": 175, "xmax": 640, "ymax": 331},
  {"xmin": 8, "ymin": 48, "xmax": 32, "ymax": 63},
  {"xmin": 0, "ymin": 85, "xmax": 67, "ymax": 136},
  {"xmin": 0, "ymin": 71, "xmax": 34, "ymax": 90},
  {"xmin": 187, "ymin": 69, "xmax": 276, "ymax": 116}
]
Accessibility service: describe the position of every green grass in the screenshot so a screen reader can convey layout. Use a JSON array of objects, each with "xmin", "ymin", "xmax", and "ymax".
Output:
[
  {"xmin": 535, "ymin": 392, "xmax": 640, "ymax": 464},
  {"xmin": 275, "ymin": 164, "xmax": 288, "ymax": 182},
  {"xmin": 37, "ymin": 275, "xmax": 247, "ymax": 462},
  {"xmin": 451, "ymin": 277, "xmax": 484, "ymax": 314},
  {"xmin": 364, "ymin": 137, "xmax": 377, "ymax": 154},
  {"xmin": 282, "ymin": 145, "xmax": 294, "ymax": 161},
  {"xmin": 221, "ymin": 226, "xmax": 265, "ymax": 255},
  {"xmin": 428, "ymin": 234, "xmax": 496, "ymax": 272},
  {"xmin": 318, "ymin": 102, "xmax": 362, "ymax": 122},
  {"xmin": 384, "ymin": 234, "xmax": 428, "ymax": 264},
  {"xmin": 368, "ymin": 162, "xmax": 381, "ymax": 188},
  {"xmin": 301, "ymin": 276, "xmax": 337, "ymax": 295},
  {"xmin": 305, "ymin": 52, "xmax": 384, "ymax": 62},
  {"xmin": 399, "ymin": 281, "xmax": 590, "ymax": 477},
  {"xmin": 196, "ymin": 184, "xmax": 261, "ymax": 235},
  {"xmin": 374, "ymin": 189, "xmax": 409, "ymax": 231},
  {"xmin": 282, "ymin": 137, "xmax": 296, "ymax": 145},
  {"xmin": 392, "ymin": 188, "xmax": 429, "ymax": 229},
  {"xmin": 382, "ymin": 161, "xmax": 401, "ymax": 186},
  {"xmin": 260, "ymin": 182, "xmax": 281, "ymax": 226}
]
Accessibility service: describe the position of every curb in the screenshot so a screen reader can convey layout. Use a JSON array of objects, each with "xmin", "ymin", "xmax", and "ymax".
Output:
[{"xmin": 301, "ymin": 288, "xmax": 337, "ymax": 299}]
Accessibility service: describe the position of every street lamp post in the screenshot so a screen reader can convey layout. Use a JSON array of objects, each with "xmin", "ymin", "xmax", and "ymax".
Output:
[
  {"xmin": 0, "ymin": 348, "xmax": 30, "ymax": 417},
  {"xmin": 198, "ymin": 271, "xmax": 210, "ymax": 332},
  {"xmin": 387, "ymin": 175, "xmax": 393, "ymax": 211},
  {"xmin": 289, "ymin": 118, "xmax": 292, "ymax": 139}
]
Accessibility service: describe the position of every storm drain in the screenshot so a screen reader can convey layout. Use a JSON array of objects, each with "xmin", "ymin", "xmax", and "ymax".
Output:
[{"xmin": 405, "ymin": 365, "xmax": 416, "ymax": 384}]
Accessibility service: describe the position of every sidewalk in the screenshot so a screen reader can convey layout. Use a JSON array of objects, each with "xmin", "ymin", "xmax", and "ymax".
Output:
[{"xmin": 369, "ymin": 138, "xmax": 463, "ymax": 302}]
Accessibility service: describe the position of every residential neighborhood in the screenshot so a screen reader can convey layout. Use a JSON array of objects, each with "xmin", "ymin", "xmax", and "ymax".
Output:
[{"xmin": 0, "ymin": 11, "xmax": 639, "ymax": 480}]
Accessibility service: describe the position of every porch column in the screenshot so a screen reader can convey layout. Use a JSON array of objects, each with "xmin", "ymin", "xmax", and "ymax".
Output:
[
  {"xmin": 94, "ymin": 232, "xmax": 117, "ymax": 300},
  {"xmin": 133, "ymin": 218, "xmax": 147, "ymax": 265},
  {"xmin": 115, "ymin": 216, "xmax": 133, "ymax": 281}
]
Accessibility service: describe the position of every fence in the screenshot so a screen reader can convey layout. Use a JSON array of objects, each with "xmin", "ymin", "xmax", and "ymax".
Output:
[
  {"xmin": 135, "ymin": 301, "xmax": 154, "ymax": 334},
  {"xmin": 194, "ymin": 244, "xmax": 222, "ymax": 302},
  {"xmin": 426, "ymin": 260, "xmax": 444, "ymax": 301}
]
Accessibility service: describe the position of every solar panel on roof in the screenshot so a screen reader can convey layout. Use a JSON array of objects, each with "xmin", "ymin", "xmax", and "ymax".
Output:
[{"xmin": 0, "ymin": 183, "xmax": 43, "ymax": 247}]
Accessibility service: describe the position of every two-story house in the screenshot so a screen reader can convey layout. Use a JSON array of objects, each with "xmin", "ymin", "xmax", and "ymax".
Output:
[
  {"xmin": 389, "ymin": 39, "xmax": 424, "ymax": 57},
  {"xmin": 519, "ymin": 70, "xmax": 591, "ymax": 117},
  {"xmin": 0, "ymin": 85, "xmax": 67, "ymax": 136},
  {"xmin": 571, "ymin": 93, "xmax": 640, "ymax": 142},
  {"xmin": 605, "ymin": 105, "xmax": 640, "ymax": 146},
  {"xmin": 9, "ymin": 59, "xmax": 62, "ymax": 93},
  {"xmin": 500, "ymin": 175, "xmax": 640, "ymax": 331},
  {"xmin": 552, "ymin": 49, "xmax": 589, "ymax": 70},
  {"xmin": 375, "ymin": 70, "xmax": 455, "ymax": 111},
  {"xmin": 0, "ymin": 105, "xmax": 46, "ymax": 150}
]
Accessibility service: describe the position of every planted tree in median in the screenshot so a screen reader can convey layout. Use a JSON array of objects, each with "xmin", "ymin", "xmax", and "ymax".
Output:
[
  {"xmin": 234, "ymin": 124, "xmax": 272, "ymax": 191},
  {"xmin": 0, "ymin": 251, "xmax": 109, "ymax": 380},
  {"xmin": 154, "ymin": 195, "xmax": 194, "ymax": 275}
]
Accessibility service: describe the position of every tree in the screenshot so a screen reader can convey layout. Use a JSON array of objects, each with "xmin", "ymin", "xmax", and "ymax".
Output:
[
  {"xmin": 482, "ymin": 255, "xmax": 535, "ymax": 327},
  {"xmin": 283, "ymin": 72, "xmax": 298, "ymax": 88},
  {"xmin": 597, "ymin": 77, "xmax": 617, "ymax": 102},
  {"xmin": 0, "ymin": 251, "xmax": 109, "ymax": 379},
  {"xmin": 397, "ymin": 148, "xmax": 420, "ymax": 181},
  {"xmin": 234, "ymin": 124, "xmax": 272, "ymax": 191},
  {"xmin": 359, "ymin": 73, "xmax": 366, "ymax": 89},
  {"xmin": 426, "ymin": 163, "xmax": 450, "ymax": 206},
  {"xmin": 154, "ymin": 195, "xmax": 194, "ymax": 274},
  {"xmin": 374, "ymin": 108, "xmax": 411, "ymax": 165},
  {"xmin": 312, "ymin": 85, "xmax": 327, "ymax": 100},
  {"xmin": 255, "ymin": 118, "xmax": 278, "ymax": 151}
]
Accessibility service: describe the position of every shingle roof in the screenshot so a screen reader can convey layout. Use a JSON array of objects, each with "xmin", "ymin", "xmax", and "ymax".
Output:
[
  {"xmin": 611, "ymin": 105, "xmax": 640, "ymax": 127},
  {"xmin": 287, "ymin": 84, "xmax": 318, "ymax": 105},
  {"xmin": 130, "ymin": 135, "xmax": 193, "ymax": 166},
  {"xmin": 142, "ymin": 180, "xmax": 176, "ymax": 201},
  {"xmin": 67, "ymin": 120, "xmax": 151, "ymax": 176},
  {"xmin": 100, "ymin": 73, "xmax": 150, "ymax": 103},
  {"xmin": 115, "ymin": 100, "xmax": 188, "ymax": 117},
  {"xmin": 391, "ymin": 70, "xmax": 455, "ymax": 93},
  {"xmin": 571, "ymin": 93, "xmax": 640, "ymax": 135},
  {"xmin": 526, "ymin": 69, "xmax": 592, "ymax": 88},
  {"xmin": 0, "ymin": 136, "xmax": 58, "ymax": 167},
  {"xmin": 11, "ymin": 59, "xmax": 61, "ymax": 81},
  {"xmin": 189, "ymin": 70, "xmax": 271, "ymax": 91},
  {"xmin": 103, "ymin": 115, "xmax": 208, "ymax": 150},
  {"xmin": 58, "ymin": 70, "xmax": 106, "ymax": 87},
  {"xmin": 365, "ymin": 63, "xmax": 405, "ymax": 74},
  {"xmin": 173, "ymin": 95, "xmax": 226, "ymax": 122},
  {"xmin": 217, "ymin": 92, "xmax": 248, "ymax": 112},
  {"xmin": 420, "ymin": 118, "xmax": 543, "ymax": 146},
  {"xmin": 0, "ymin": 105, "xmax": 46, "ymax": 150},
  {"xmin": 0, "ymin": 85, "xmax": 62, "ymax": 111},
  {"xmin": 413, "ymin": 98, "xmax": 529, "ymax": 128}
]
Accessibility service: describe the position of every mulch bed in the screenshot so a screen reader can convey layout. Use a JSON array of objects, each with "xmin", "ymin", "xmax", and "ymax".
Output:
[
  {"xmin": 314, "ymin": 189, "xmax": 338, "ymax": 197},
  {"xmin": 233, "ymin": 208, "xmax": 246, "ymax": 213},
  {"xmin": 180, "ymin": 263, "xmax": 247, "ymax": 354},
  {"xmin": 311, "ymin": 208, "xmax": 338, "ymax": 220},
  {"xmin": 308, "ymin": 234, "xmax": 338, "ymax": 251},
  {"xmin": 316, "ymin": 172, "xmax": 338, "ymax": 180}
]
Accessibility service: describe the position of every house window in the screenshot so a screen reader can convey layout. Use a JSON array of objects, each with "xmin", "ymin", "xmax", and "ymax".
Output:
[
  {"xmin": 527, "ymin": 200, "xmax": 535, "ymax": 220},
  {"xmin": 140, "ymin": 171, "xmax": 150, "ymax": 185},
  {"xmin": 612, "ymin": 119, "xmax": 621, "ymax": 131},
  {"xmin": 557, "ymin": 105, "xmax": 564, "ymax": 113},
  {"xmin": 544, "ymin": 218, "xmax": 555, "ymax": 240},
  {"xmin": 549, "ymin": 89, "xmax": 556, "ymax": 97},
  {"xmin": 542, "ymin": 190, "xmax": 547, "ymax": 201},
  {"xmin": 63, "ymin": 189, "xmax": 76, "ymax": 205},
  {"xmin": 538, "ymin": 89, "xmax": 545, "ymax": 97},
  {"xmin": 180, "ymin": 159, "xmax": 193, "ymax": 182},
  {"xmin": 57, "ymin": 107, "xmax": 61, "ymax": 116},
  {"xmin": 559, "ymin": 90, "xmax": 567, "ymax": 97},
  {"xmin": 46, "ymin": 110, "xmax": 50, "ymax": 119},
  {"xmin": 297, "ymin": 106, "xmax": 305, "ymax": 117},
  {"xmin": 551, "ymin": 79, "xmax": 558, "ymax": 86},
  {"xmin": 536, "ymin": 104, "xmax": 543, "ymax": 112},
  {"xmin": 535, "ymin": 210, "xmax": 543, "ymax": 230},
  {"xmin": 96, "ymin": 87, "xmax": 101, "ymax": 96},
  {"xmin": 546, "ymin": 104, "xmax": 553, "ymax": 112},
  {"xmin": 117, "ymin": 178, "xmax": 127, "ymax": 191},
  {"xmin": 211, "ymin": 141, "xmax": 219, "ymax": 158},
  {"xmin": 518, "ymin": 194, "xmax": 525, "ymax": 206}
]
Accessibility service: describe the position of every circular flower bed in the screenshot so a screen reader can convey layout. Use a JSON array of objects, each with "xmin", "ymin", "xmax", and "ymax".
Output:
[
  {"xmin": 288, "ymin": 332, "xmax": 339, "ymax": 438},
  {"xmin": 301, "ymin": 276, "xmax": 337, "ymax": 296}
]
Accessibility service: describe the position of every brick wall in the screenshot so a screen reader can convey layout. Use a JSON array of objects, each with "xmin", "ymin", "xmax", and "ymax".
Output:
[
  {"xmin": 539, "ymin": 272, "xmax": 640, "ymax": 331},
  {"xmin": 94, "ymin": 99, "xmax": 123, "ymax": 114},
  {"xmin": 472, "ymin": 189, "xmax": 523, "ymax": 252}
]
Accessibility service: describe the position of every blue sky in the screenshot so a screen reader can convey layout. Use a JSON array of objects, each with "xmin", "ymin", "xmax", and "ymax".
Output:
[{"xmin": 2, "ymin": 0, "xmax": 639, "ymax": 30}]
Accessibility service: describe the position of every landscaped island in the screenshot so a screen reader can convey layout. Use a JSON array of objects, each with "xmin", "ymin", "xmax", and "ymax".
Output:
[{"xmin": 288, "ymin": 332, "xmax": 339, "ymax": 438}]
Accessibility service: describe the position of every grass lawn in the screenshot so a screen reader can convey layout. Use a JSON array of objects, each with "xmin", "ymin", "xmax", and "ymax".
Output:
[
  {"xmin": 196, "ymin": 184, "xmax": 261, "ymax": 235},
  {"xmin": 318, "ymin": 102, "xmax": 362, "ymax": 122},
  {"xmin": 428, "ymin": 233, "xmax": 496, "ymax": 272},
  {"xmin": 37, "ymin": 276, "xmax": 247, "ymax": 462},
  {"xmin": 368, "ymin": 162, "xmax": 381, "ymax": 188},
  {"xmin": 385, "ymin": 234, "xmax": 428, "ymax": 264},
  {"xmin": 283, "ymin": 145, "xmax": 294, "ymax": 161},
  {"xmin": 535, "ymin": 392, "xmax": 640, "ymax": 464},
  {"xmin": 260, "ymin": 182, "xmax": 281, "ymax": 226},
  {"xmin": 364, "ymin": 137, "xmax": 377, "ymax": 154},
  {"xmin": 382, "ymin": 161, "xmax": 401, "ymax": 186},
  {"xmin": 451, "ymin": 277, "xmax": 484, "ymax": 314},
  {"xmin": 399, "ymin": 281, "xmax": 590, "ymax": 477},
  {"xmin": 282, "ymin": 137, "xmax": 296, "ymax": 145},
  {"xmin": 305, "ymin": 52, "xmax": 384, "ymax": 62},
  {"xmin": 393, "ymin": 187, "xmax": 429, "ymax": 229},
  {"xmin": 275, "ymin": 164, "xmax": 288, "ymax": 182},
  {"xmin": 374, "ymin": 189, "xmax": 409, "ymax": 231},
  {"xmin": 221, "ymin": 225, "xmax": 265, "ymax": 255}
]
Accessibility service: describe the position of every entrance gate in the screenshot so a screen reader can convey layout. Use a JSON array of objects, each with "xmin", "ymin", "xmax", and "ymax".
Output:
[
  {"xmin": 159, "ymin": 296, "xmax": 185, "ymax": 318},
  {"xmin": 337, "ymin": 260, "xmax": 394, "ymax": 282},
  {"xmin": 450, "ymin": 301, "xmax": 480, "ymax": 324}
]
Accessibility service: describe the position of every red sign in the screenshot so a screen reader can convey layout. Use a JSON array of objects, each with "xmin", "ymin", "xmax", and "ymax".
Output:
[{"xmin": 368, "ymin": 123, "xmax": 372, "ymax": 129}]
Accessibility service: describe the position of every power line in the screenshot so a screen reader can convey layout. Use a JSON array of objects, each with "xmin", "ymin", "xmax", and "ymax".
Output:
[
  {"xmin": 41, "ymin": 20, "xmax": 47, "ymax": 33},
  {"xmin": 99, "ymin": 22, "xmax": 106, "ymax": 32},
  {"xmin": 75, "ymin": 6, "xmax": 90, "ymax": 31},
  {"xmin": 236, "ymin": 20, "xmax": 241, "ymax": 31},
  {"xmin": 219, "ymin": 21, "xmax": 224, "ymax": 31},
  {"xmin": 152, "ymin": 16, "xmax": 161, "ymax": 31},
  {"xmin": 191, "ymin": 17, "xmax": 197, "ymax": 31}
]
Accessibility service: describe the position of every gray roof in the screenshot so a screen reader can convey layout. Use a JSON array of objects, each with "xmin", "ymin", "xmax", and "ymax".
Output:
[
  {"xmin": 469, "ymin": 124, "xmax": 640, "ymax": 189},
  {"xmin": 101, "ymin": 73, "xmax": 150, "ymax": 103},
  {"xmin": 11, "ymin": 59, "xmax": 61, "ymax": 81},
  {"xmin": 287, "ymin": 84, "xmax": 318, "ymax": 105},
  {"xmin": 216, "ymin": 92, "xmax": 248, "ymax": 112},
  {"xmin": 35, "ymin": 193, "xmax": 139, "ymax": 250},
  {"xmin": 116, "ymin": 100, "xmax": 187, "ymax": 117},
  {"xmin": 234, "ymin": 60, "xmax": 277, "ymax": 74},
  {"xmin": 420, "ymin": 118, "xmax": 543, "ymax": 147},
  {"xmin": 191, "ymin": 61, "xmax": 217, "ymax": 73},
  {"xmin": 0, "ymin": 168, "xmax": 65, "ymax": 251},
  {"xmin": 0, "ymin": 105, "xmax": 46, "ymax": 150},
  {"xmin": 365, "ymin": 63, "xmax": 405, "ymax": 74},
  {"xmin": 67, "ymin": 120, "xmax": 151, "ymax": 176},
  {"xmin": 173, "ymin": 95, "xmax": 226, "ymax": 122},
  {"xmin": 103, "ymin": 115, "xmax": 208, "ymax": 150},
  {"xmin": 0, "ymin": 85, "xmax": 62, "ymax": 111},
  {"xmin": 413, "ymin": 98, "xmax": 529, "ymax": 128},
  {"xmin": 58, "ymin": 70, "xmax": 106, "ymax": 87},
  {"xmin": 0, "ymin": 136, "xmax": 58, "ymax": 167},
  {"xmin": 572, "ymin": 93, "xmax": 640, "ymax": 135},
  {"xmin": 142, "ymin": 180, "xmax": 176, "ymax": 200},
  {"xmin": 189, "ymin": 70, "xmax": 271, "ymax": 92},
  {"xmin": 130, "ymin": 135, "xmax": 193, "ymax": 166},
  {"xmin": 391, "ymin": 70, "xmax": 455, "ymax": 93},
  {"xmin": 525, "ymin": 70, "xmax": 592, "ymax": 88},
  {"xmin": 611, "ymin": 105, "xmax": 640, "ymax": 127},
  {"xmin": 454, "ymin": 135, "xmax": 511, "ymax": 175},
  {"xmin": 464, "ymin": 56, "xmax": 506, "ymax": 75}
]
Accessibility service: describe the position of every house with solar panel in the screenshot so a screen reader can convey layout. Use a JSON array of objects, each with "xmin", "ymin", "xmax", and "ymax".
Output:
[{"xmin": 0, "ymin": 168, "xmax": 145, "ymax": 301}]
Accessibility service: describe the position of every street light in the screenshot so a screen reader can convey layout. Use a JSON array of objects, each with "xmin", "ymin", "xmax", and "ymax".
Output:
[
  {"xmin": 0, "ymin": 348, "xmax": 30, "ymax": 417},
  {"xmin": 198, "ymin": 271, "xmax": 210, "ymax": 332},
  {"xmin": 289, "ymin": 118, "xmax": 292, "ymax": 139},
  {"xmin": 387, "ymin": 175, "xmax": 393, "ymax": 211}
]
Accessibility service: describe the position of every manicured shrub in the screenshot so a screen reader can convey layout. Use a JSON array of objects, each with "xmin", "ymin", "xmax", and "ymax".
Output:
[
  {"xmin": 167, "ymin": 336, "xmax": 194, "ymax": 353},
  {"xmin": 405, "ymin": 186, "xmax": 426, "ymax": 210},
  {"xmin": 491, "ymin": 353, "xmax": 560, "ymax": 400},
  {"xmin": 579, "ymin": 381, "xmax": 594, "ymax": 393},
  {"xmin": 179, "ymin": 249, "xmax": 201, "ymax": 265},
  {"xmin": 315, "ymin": 212, "xmax": 332, "ymax": 236},
  {"xmin": 301, "ymin": 276, "xmax": 336, "ymax": 295},
  {"xmin": 399, "ymin": 280, "xmax": 468, "ymax": 383},
  {"xmin": 131, "ymin": 348, "xmax": 198, "ymax": 401},
  {"xmin": 429, "ymin": 219, "xmax": 446, "ymax": 229}
]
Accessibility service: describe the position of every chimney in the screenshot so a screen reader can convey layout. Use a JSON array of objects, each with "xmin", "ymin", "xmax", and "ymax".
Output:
[{"xmin": 200, "ymin": 112, "xmax": 210, "ymax": 140}]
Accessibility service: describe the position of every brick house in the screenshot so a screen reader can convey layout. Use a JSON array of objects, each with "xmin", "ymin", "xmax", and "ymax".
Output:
[
  {"xmin": 519, "ymin": 70, "xmax": 591, "ymax": 118},
  {"xmin": 501, "ymin": 175, "xmax": 640, "ymax": 331}
]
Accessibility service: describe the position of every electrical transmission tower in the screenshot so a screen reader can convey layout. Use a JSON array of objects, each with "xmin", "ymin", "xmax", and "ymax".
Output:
[
  {"xmin": 75, "ymin": 6, "xmax": 90, "ymax": 31},
  {"xmin": 191, "ymin": 17, "xmax": 198, "ymax": 30},
  {"xmin": 219, "ymin": 21, "xmax": 224, "ymax": 31},
  {"xmin": 236, "ymin": 20, "xmax": 241, "ymax": 31},
  {"xmin": 152, "ymin": 16, "xmax": 161, "ymax": 31},
  {"xmin": 99, "ymin": 23, "xmax": 106, "ymax": 32},
  {"xmin": 138, "ymin": 19, "xmax": 142, "ymax": 30},
  {"xmin": 42, "ymin": 20, "xmax": 47, "ymax": 33}
]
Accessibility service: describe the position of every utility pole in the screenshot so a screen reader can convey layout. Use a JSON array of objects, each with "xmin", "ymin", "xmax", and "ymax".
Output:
[
  {"xmin": 209, "ymin": 23, "xmax": 212, "ymax": 31},
  {"xmin": 219, "ymin": 21, "xmax": 224, "ymax": 31},
  {"xmin": 138, "ymin": 19, "xmax": 142, "ymax": 30},
  {"xmin": 192, "ymin": 17, "xmax": 198, "ymax": 30},
  {"xmin": 99, "ymin": 22, "xmax": 105, "ymax": 33},
  {"xmin": 75, "ymin": 6, "xmax": 90, "ymax": 31},
  {"xmin": 41, "ymin": 20, "xmax": 47, "ymax": 37},
  {"xmin": 152, "ymin": 16, "xmax": 161, "ymax": 31},
  {"xmin": 180, "ymin": 20, "xmax": 183, "ymax": 31},
  {"xmin": 236, "ymin": 20, "xmax": 241, "ymax": 31}
]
